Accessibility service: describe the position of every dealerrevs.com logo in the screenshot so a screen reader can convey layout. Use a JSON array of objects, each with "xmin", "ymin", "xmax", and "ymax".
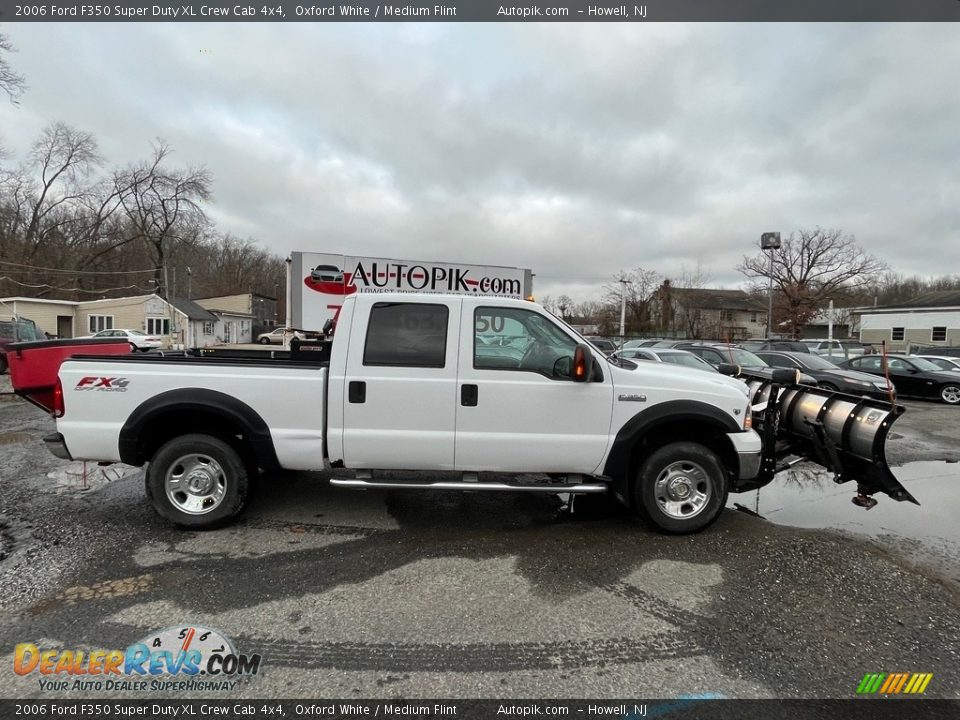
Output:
[
  {"xmin": 74, "ymin": 376, "xmax": 129, "ymax": 392},
  {"xmin": 14, "ymin": 626, "xmax": 262, "ymax": 693}
]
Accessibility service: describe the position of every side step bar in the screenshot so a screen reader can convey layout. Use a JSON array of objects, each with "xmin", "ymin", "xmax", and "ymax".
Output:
[{"xmin": 330, "ymin": 479, "xmax": 608, "ymax": 494}]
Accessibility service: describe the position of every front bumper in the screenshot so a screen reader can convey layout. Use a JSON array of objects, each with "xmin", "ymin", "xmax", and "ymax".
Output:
[
  {"xmin": 727, "ymin": 429, "xmax": 762, "ymax": 480},
  {"xmin": 43, "ymin": 432, "xmax": 73, "ymax": 461}
]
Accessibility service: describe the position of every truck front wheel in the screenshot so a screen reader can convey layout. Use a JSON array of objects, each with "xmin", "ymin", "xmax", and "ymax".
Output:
[
  {"xmin": 145, "ymin": 434, "xmax": 250, "ymax": 529},
  {"xmin": 632, "ymin": 442, "xmax": 727, "ymax": 534}
]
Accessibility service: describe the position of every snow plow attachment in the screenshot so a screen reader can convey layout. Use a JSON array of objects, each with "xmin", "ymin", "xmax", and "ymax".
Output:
[{"xmin": 736, "ymin": 369, "xmax": 917, "ymax": 507}]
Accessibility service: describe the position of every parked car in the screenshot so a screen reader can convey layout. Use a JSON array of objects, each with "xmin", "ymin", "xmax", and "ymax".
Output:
[
  {"xmin": 756, "ymin": 351, "xmax": 895, "ymax": 400},
  {"xmin": 83, "ymin": 328, "xmax": 161, "ymax": 352},
  {"xmin": 802, "ymin": 339, "xmax": 865, "ymax": 359},
  {"xmin": 621, "ymin": 339, "xmax": 669, "ymax": 349},
  {"xmin": 257, "ymin": 328, "xmax": 307, "ymax": 345},
  {"xmin": 677, "ymin": 342, "xmax": 818, "ymax": 386},
  {"xmin": 0, "ymin": 317, "xmax": 46, "ymax": 373},
  {"xmin": 915, "ymin": 355, "xmax": 960, "ymax": 373},
  {"xmin": 611, "ymin": 347, "xmax": 718, "ymax": 373},
  {"xmin": 585, "ymin": 337, "xmax": 618, "ymax": 356},
  {"xmin": 911, "ymin": 346, "xmax": 960, "ymax": 358},
  {"xmin": 741, "ymin": 340, "xmax": 811, "ymax": 354},
  {"xmin": 837, "ymin": 355, "xmax": 960, "ymax": 405}
]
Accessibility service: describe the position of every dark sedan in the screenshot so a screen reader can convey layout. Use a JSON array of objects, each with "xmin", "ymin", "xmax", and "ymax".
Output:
[
  {"xmin": 676, "ymin": 342, "xmax": 818, "ymax": 386},
  {"xmin": 837, "ymin": 355, "xmax": 960, "ymax": 405},
  {"xmin": 756, "ymin": 351, "xmax": 895, "ymax": 400}
]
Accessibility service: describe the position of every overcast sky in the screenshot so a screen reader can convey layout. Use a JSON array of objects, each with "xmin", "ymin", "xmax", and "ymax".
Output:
[{"xmin": 1, "ymin": 22, "xmax": 958, "ymax": 303}]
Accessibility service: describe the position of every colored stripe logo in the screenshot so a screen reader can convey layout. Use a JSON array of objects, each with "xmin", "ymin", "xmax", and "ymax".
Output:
[{"xmin": 857, "ymin": 672, "xmax": 933, "ymax": 694}]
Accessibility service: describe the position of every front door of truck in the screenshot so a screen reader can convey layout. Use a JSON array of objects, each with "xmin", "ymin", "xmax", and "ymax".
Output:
[
  {"xmin": 341, "ymin": 298, "xmax": 461, "ymax": 470},
  {"xmin": 454, "ymin": 301, "xmax": 613, "ymax": 473}
]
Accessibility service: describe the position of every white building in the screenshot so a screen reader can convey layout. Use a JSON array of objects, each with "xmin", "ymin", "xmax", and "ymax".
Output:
[{"xmin": 852, "ymin": 291, "xmax": 960, "ymax": 351}]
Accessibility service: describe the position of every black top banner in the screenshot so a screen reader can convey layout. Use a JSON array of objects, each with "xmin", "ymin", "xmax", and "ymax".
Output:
[{"xmin": 1, "ymin": 0, "xmax": 960, "ymax": 22}]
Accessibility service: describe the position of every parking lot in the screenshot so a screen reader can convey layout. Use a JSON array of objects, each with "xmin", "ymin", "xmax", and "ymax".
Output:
[{"xmin": 1, "ymin": 379, "xmax": 958, "ymax": 700}]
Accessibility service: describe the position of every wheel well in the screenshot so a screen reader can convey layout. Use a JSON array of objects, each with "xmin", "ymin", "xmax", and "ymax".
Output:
[
  {"xmin": 625, "ymin": 419, "xmax": 737, "ymax": 503},
  {"xmin": 133, "ymin": 409, "xmax": 257, "ymax": 470}
]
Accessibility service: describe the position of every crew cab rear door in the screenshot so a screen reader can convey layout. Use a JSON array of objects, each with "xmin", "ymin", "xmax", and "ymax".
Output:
[
  {"xmin": 340, "ymin": 296, "xmax": 462, "ymax": 470},
  {"xmin": 454, "ymin": 299, "xmax": 613, "ymax": 473}
]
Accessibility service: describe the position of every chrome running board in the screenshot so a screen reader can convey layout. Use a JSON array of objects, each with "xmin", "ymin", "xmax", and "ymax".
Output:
[{"xmin": 329, "ymin": 479, "xmax": 608, "ymax": 494}]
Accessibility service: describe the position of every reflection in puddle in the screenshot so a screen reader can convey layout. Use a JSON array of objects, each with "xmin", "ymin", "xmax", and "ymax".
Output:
[{"xmin": 730, "ymin": 461, "xmax": 960, "ymax": 587}]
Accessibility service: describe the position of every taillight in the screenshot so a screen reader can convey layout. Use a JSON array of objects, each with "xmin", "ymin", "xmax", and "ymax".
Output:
[{"xmin": 53, "ymin": 377, "xmax": 64, "ymax": 418}]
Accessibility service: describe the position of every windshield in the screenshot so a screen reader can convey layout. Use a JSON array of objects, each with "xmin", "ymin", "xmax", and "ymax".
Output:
[
  {"xmin": 715, "ymin": 347, "xmax": 767, "ymax": 366},
  {"xmin": 798, "ymin": 354, "xmax": 842, "ymax": 370},
  {"xmin": 128, "ymin": 330, "xmax": 145, "ymax": 336},
  {"xmin": 659, "ymin": 352, "xmax": 712, "ymax": 369},
  {"xmin": 910, "ymin": 357, "xmax": 944, "ymax": 372}
]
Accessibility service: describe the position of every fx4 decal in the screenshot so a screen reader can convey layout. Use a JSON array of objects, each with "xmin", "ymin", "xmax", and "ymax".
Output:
[{"xmin": 75, "ymin": 377, "xmax": 130, "ymax": 392}]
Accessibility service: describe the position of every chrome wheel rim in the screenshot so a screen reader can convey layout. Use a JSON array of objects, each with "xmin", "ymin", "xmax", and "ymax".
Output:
[
  {"xmin": 942, "ymin": 386, "xmax": 960, "ymax": 404},
  {"xmin": 654, "ymin": 460, "xmax": 711, "ymax": 520},
  {"xmin": 165, "ymin": 453, "xmax": 227, "ymax": 515}
]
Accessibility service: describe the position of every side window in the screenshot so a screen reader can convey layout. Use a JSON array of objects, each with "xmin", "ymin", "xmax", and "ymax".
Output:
[
  {"xmin": 887, "ymin": 358, "xmax": 909, "ymax": 371},
  {"xmin": 859, "ymin": 356, "xmax": 882, "ymax": 370},
  {"xmin": 474, "ymin": 307, "xmax": 576, "ymax": 378},
  {"xmin": 363, "ymin": 303, "xmax": 448, "ymax": 368},
  {"xmin": 765, "ymin": 355, "xmax": 796, "ymax": 368}
]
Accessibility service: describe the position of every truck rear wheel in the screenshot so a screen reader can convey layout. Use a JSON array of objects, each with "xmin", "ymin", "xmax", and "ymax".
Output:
[
  {"xmin": 145, "ymin": 434, "xmax": 250, "ymax": 529},
  {"xmin": 632, "ymin": 441, "xmax": 727, "ymax": 534}
]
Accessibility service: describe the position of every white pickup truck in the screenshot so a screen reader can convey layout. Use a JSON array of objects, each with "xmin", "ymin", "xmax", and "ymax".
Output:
[{"xmin": 10, "ymin": 293, "xmax": 917, "ymax": 534}]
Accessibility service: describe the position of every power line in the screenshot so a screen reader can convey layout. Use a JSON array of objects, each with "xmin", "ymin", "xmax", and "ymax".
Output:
[
  {"xmin": 0, "ymin": 259, "xmax": 159, "ymax": 275},
  {"xmin": 0, "ymin": 276, "xmax": 157, "ymax": 294}
]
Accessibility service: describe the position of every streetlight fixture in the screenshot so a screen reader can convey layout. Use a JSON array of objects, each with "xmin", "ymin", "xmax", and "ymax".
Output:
[{"xmin": 760, "ymin": 232, "xmax": 781, "ymax": 340}]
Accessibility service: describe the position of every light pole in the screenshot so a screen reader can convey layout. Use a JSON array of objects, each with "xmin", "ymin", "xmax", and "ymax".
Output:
[
  {"xmin": 760, "ymin": 232, "xmax": 781, "ymax": 340},
  {"xmin": 619, "ymin": 277, "xmax": 631, "ymax": 344}
]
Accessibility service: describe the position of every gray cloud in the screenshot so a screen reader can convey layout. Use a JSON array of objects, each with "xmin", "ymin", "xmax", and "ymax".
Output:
[{"xmin": 1, "ymin": 22, "xmax": 957, "ymax": 303}]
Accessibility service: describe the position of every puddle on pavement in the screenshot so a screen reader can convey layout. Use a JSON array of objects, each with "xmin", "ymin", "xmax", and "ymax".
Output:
[{"xmin": 730, "ymin": 461, "xmax": 960, "ymax": 588}]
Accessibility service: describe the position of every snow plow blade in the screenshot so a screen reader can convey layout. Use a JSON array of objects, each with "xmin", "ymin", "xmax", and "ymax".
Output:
[{"xmin": 737, "ymin": 370, "xmax": 917, "ymax": 506}]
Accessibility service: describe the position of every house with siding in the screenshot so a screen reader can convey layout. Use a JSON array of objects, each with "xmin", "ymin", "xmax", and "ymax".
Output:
[
  {"xmin": 0, "ymin": 294, "xmax": 222, "ymax": 348},
  {"xmin": 195, "ymin": 292, "xmax": 277, "ymax": 337},
  {"xmin": 852, "ymin": 291, "xmax": 960, "ymax": 351},
  {"xmin": 648, "ymin": 282, "xmax": 768, "ymax": 340}
]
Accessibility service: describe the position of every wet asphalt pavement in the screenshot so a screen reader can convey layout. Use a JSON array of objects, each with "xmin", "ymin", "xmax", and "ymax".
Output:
[{"xmin": 0, "ymin": 386, "xmax": 958, "ymax": 700}]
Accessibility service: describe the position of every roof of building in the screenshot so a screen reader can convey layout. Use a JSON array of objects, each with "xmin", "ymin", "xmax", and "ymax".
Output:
[
  {"xmin": 661, "ymin": 288, "xmax": 766, "ymax": 312},
  {"xmin": 169, "ymin": 297, "xmax": 218, "ymax": 322},
  {"xmin": 852, "ymin": 290, "xmax": 960, "ymax": 314},
  {"xmin": 204, "ymin": 308, "xmax": 256, "ymax": 319},
  {"xmin": 195, "ymin": 291, "xmax": 277, "ymax": 302}
]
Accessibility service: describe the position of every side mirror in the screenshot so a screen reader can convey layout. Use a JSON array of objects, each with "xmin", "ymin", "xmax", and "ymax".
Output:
[
  {"xmin": 717, "ymin": 362, "xmax": 741, "ymax": 376},
  {"xmin": 573, "ymin": 343, "xmax": 595, "ymax": 383}
]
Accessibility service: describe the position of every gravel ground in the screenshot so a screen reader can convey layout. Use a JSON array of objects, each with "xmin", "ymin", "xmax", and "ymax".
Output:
[{"xmin": 0, "ymin": 376, "xmax": 958, "ymax": 701}]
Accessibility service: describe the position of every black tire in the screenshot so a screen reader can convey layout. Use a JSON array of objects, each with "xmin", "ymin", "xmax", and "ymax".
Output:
[
  {"xmin": 145, "ymin": 434, "xmax": 250, "ymax": 529},
  {"xmin": 259, "ymin": 337, "xmax": 271, "ymax": 345},
  {"xmin": 632, "ymin": 441, "xmax": 728, "ymax": 534},
  {"xmin": 940, "ymin": 384, "xmax": 960, "ymax": 405}
]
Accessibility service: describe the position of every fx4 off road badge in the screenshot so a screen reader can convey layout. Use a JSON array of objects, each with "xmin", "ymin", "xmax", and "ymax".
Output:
[{"xmin": 75, "ymin": 377, "xmax": 129, "ymax": 392}]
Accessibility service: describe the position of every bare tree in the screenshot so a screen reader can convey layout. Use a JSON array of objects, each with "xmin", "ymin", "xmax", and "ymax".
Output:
[
  {"xmin": 0, "ymin": 33, "xmax": 27, "ymax": 104},
  {"xmin": 738, "ymin": 228, "xmax": 887, "ymax": 338},
  {"xmin": 115, "ymin": 142, "xmax": 212, "ymax": 295},
  {"xmin": 602, "ymin": 267, "xmax": 661, "ymax": 334}
]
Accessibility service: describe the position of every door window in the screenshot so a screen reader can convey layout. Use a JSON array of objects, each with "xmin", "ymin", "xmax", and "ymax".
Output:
[
  {"xmin": 363, "ymin": 303, "xmax": 448, "ymax": 368},
  {"xmin": 473, "ymin": 307, "xmax": 576, "ymax": 378}
]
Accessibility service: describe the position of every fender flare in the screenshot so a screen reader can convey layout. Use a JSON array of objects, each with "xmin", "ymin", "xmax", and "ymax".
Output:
[
  {"xmin": 603, "ymin": 400, "xmax": 742, "ymax": 500},
  {"xmin": 118, "ymin": 388, "xmax": 280, "ymax": 470}
]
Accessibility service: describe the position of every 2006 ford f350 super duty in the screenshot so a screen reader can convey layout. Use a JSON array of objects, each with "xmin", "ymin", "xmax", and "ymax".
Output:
[{"xmin": 9, "ymin": 293, "xmax": 917, "ymax": 534}]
